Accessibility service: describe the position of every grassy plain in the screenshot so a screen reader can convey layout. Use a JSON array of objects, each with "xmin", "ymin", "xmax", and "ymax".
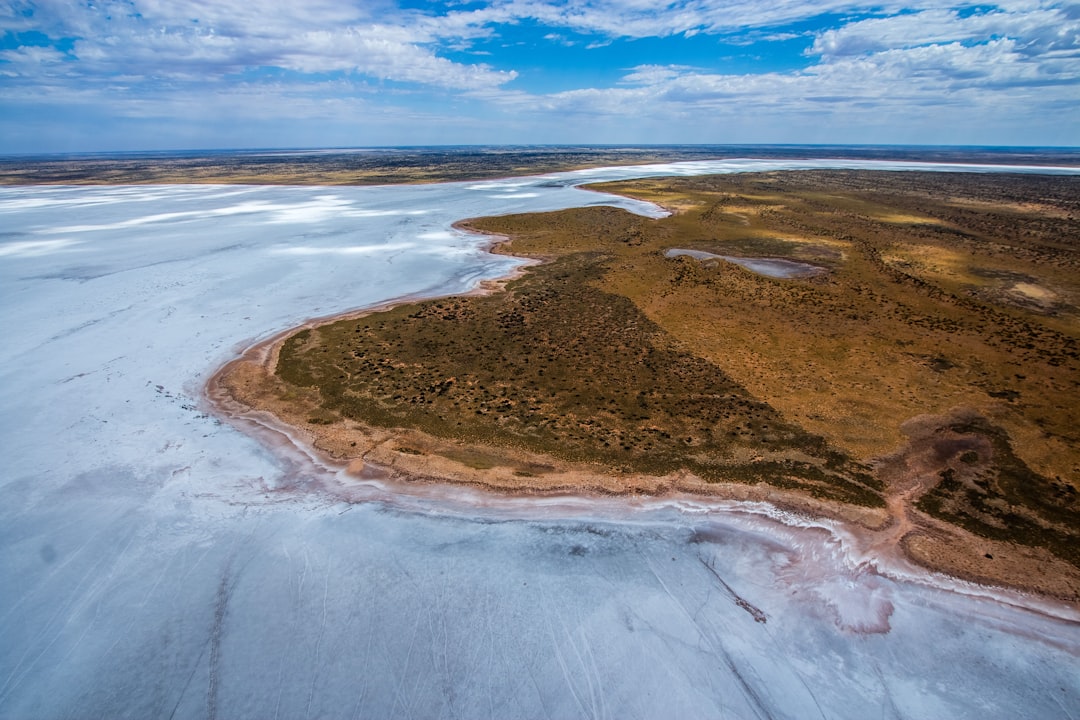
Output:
[
  {"xmin": 0, "ymin": 147, "xmax": 722, "ymax": 185},
  {"xmin": 222, "ymin": 170, "xmax": 1080, "ymax": 596}
]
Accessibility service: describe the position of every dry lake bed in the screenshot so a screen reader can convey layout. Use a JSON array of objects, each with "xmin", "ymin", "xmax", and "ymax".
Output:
[{"xmin": 2, "ymin": 158, "xmax": 1079, "ymax": 719}]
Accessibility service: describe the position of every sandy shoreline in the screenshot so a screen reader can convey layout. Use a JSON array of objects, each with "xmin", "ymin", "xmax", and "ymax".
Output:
[{"xmin": 205, "ymin": 219, "xmax": 1080, "ymax": 607}]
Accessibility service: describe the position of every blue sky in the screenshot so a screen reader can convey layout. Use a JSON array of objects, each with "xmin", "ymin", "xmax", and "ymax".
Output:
[{"xmin": 1, "ymin": 1, "xmax": 1078, "ymax": 152}]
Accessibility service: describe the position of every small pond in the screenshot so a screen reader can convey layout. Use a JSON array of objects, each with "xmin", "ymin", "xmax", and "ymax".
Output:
[{"xmin": 665, "ymin": 248, "xmax": 826, "ymax": 278}]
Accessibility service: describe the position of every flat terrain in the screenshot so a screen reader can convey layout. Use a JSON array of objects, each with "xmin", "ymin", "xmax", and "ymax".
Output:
[
  {"xmin": 0, "ymin": 146, "xmax": 728, "ymax": 185},
  {"xmin": 5, "ymin": 145, "xmax": 1078, "ymax": 186},
  {"xmin": 219, "ymin": 170, "xmax": 1080, "ymax": 598}
]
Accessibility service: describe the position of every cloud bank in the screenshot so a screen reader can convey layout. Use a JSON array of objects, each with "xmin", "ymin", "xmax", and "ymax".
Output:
[{"xmin": 1, "ymin": 0, "xmax": 1077, "ymax": 150}]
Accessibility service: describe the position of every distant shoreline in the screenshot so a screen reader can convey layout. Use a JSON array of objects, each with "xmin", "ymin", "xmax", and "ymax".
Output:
[{"xmin": 3, "ymin": 144, "xmax": 1080, "ymax": 186}]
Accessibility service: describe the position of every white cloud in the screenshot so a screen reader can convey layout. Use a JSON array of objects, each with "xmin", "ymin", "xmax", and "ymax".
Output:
[
  {"xmin": 273, "ymin": 27, "xmax": 517, "ymax": 88},
  {"xmin": 0, "ymin": 44, "xmax": 70, "ymax": 80},
  {"xmin": 3, "ymin": 0, "xmax": 516, "ymax": 91},
  {"xmin": 490, "ymin": 0, "xmax": 941, "ymax": 39},
  {"xmin": 474, "ymin": 1, "xmax": 1079, "ymax": 131},
  {"xmin": 619, "ymin": 64, "xmax": 700, "ymax": 85},
  {"xmin": 0, "ymin": 45, "xmax": 66, "ymax": 65},
  {"xmin": 2, "ymin": 1, "xmax": 1078, "ymax": 148},
  {"xmin": 809, "ymin": 5, "xmax": 1080, "ymax": 57},
  {"xmin": 9, "ymin": 1, "xmax": 1077, "ymax": 94},
  {"xmin": 497, "ymin": 30, "xmax": 1079, "ymax": 122}
]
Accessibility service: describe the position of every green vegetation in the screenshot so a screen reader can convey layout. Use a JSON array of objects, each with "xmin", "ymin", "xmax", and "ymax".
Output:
[
  {"xmin": 269, "ymin": 169, "xmax": 1080, "ymax": 562},
  {"xmin": 278, "ymin": 248, "xmax": 882, "ymax": 506}
]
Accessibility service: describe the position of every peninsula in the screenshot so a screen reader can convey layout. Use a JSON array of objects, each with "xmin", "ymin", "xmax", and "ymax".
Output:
[{"xmin": 213, "ymin": 169, "xmax": 1080, "ymax": 600}]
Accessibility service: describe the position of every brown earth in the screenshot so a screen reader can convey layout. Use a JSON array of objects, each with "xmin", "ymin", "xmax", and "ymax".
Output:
[
  {"xmin": 209, "ymin": 170, "xmax": 1080, "ymax": 602},
  {"xmin": 210, "ymin": 307, "xmax": 1080, "ymax": 602}
]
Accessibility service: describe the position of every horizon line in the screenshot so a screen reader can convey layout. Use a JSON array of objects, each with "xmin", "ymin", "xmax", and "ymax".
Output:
[{"xmin": 3, "ymin": 142, "xmax": 1080, "ymax": 160}]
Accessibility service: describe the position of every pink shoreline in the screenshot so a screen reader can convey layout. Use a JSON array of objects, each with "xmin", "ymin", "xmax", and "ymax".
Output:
[{"xmin": 201, "ymin": 211, "xmax": 1080, "ymax": 627}]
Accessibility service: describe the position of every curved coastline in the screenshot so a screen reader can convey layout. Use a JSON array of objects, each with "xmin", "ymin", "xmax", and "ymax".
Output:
[
  {"xmin": 8, "ymin": 168, "xmax": 1080, "ymax": 719},
  {"xmin": 206, "ymin": 328, "xmax": 1080, "ymax": 626},
  {"xmin": 207, "ymin": 344, "xmax": 1080, "ymax": 627},
  {"xmin": 206, "ymin": 208, "xmax": 1080, "ymax": 608}
]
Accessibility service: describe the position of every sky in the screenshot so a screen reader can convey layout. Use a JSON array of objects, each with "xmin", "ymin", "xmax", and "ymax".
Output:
[{"xmin": 1, "ymin": 0, "xmax": 1078, "ymax": 152}]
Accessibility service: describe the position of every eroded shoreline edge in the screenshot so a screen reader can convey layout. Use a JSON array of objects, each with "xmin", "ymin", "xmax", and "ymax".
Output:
[{"xmin": 203, "ymin": 185, "xmax": 1080, "ymax": 611}]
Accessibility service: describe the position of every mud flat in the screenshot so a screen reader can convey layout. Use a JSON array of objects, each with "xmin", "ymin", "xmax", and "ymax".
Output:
[
  {"xmin": 212, "ymin": 169, "xmax": 1080, "ymax": 602},
  {"xmin": 664, "ymin": 248, "xmax": 826, "ymax": 278}
]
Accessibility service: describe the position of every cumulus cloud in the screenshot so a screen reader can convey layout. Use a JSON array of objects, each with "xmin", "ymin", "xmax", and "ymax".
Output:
[
  {"xmin": 478, "ymin": 0, "xmax": 1079, "ymax": 133},
  {"xmin": 498, "ymin": 28, "xmax": 1077, "ymax": 125},
  {"xmin": 2, "ymin": 0, "xmax": 516, "ymax": 91},
  {"xmin": 7, "ymin": 1, "xmax": 1077, "ymax": 95},
  {"xmin": 619, "ymin": 64, "xmax": 701, "ymax": 85},
  {"xmin": 0, "ymin": 44, "xmax": 68, "ymax": 78},
  {"xmin": 487, "ymin": 0, "xmax": 944, "ymax": 39},
  {"xmin": 1, "ymin": 0, "xmax": 1077, "ymax": 147},
  {"xmin": 809, "ymin": 5, "xmax": 1080, "ymax": 57}
]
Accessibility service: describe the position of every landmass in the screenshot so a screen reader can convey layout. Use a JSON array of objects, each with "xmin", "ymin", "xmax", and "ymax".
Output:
[
  {"xmin": 212, "ymin": 169, "xmax": 1080, "ymax": 600},
  {"xmin": 4, "ymin": 145, "xmax": 1079, "ymax": 185}
]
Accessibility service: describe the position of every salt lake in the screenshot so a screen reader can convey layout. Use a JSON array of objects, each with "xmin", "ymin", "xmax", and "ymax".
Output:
[{"xmin": 2, "ymin": 158, "xmax": 1078, "ymax": 719}]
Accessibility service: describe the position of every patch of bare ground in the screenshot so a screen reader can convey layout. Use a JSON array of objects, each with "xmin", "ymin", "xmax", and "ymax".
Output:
[{"xmin": 873, "ymin": 409, "xmax": 1080, "ymax": 601}]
